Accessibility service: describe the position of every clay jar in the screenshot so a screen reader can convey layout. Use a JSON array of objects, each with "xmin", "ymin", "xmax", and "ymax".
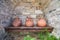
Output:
[
  {"xmin": 37, "ymin": 18, "xmax": 47, "ymax": 27},
  {"xmin": 12, "ymin": 16, "xmax": 21, "ymax": 27},
  {"xmin": 25, "ymin": 17, "xmax": 34, "ymax": 27}
]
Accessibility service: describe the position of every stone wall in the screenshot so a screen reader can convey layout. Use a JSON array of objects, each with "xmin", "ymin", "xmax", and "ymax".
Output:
[
  {"xmin": 0, "ymin": 0, "xmax": 60, "ymax": 38},
  {"xmin": 0, "ymin": 0, "xmax": 44, "ymax": 27},
  {"xmin": 44, "ymin": 0, "xmax": 60, "ymax": 38}
]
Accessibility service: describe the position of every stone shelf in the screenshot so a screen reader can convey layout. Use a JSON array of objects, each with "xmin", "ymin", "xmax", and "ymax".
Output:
[{"xmin": 5, "ymin": 26, "xmax": 53, "ymax": 33}]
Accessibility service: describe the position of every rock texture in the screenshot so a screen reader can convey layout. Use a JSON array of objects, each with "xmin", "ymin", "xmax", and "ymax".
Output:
[
  {"xmin": 0, "ymin": 0, "xmax": 60, "ymax": 38},
  {"xmin": 44, "ymin": 0, "xmax": 60, "ymax": 38},
  {"xmin": 0, "ymin": 0, "xmax": 14, "ymax": 27},
  {"xmin": 0, "ymin": 26, "xmax": 6, "ymax": 40},
  {"xmin": 0, "ymin": 0, "xmax": 44, "ymax": 27}
]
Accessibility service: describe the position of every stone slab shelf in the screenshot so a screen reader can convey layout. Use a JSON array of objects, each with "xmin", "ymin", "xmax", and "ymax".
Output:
[{"xmin": 5, "ymin": 26, "xmax": 54, "ymax": 33}]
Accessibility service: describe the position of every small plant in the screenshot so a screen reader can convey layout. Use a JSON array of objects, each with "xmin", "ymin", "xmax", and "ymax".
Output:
[
  {"xmin": 24, "ymin": 35, "xmax": 36, "ymax": 40},
  {"xmin": 23, "ymin": 29, "xmax": 60, "ymax": 40},
  {"xmin": 58, "ymin": 37, "xmax": 60, "ymax": 40},
  {"xmin": 38, "ymin": 29, "xmax": 59, "ymax": 40}
]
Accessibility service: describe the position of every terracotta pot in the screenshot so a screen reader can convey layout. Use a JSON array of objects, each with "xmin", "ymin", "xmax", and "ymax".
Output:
[
  {"xmin": 25, "ymin": 17, "xmax": 34, "ymax": 27},
  {"xmin": 37, "ymin": 18, "xmax": 47, "ymax": 27},
  {"xmin": 12, "ymin": 17, "xmax": 21, "ymax": 27}
]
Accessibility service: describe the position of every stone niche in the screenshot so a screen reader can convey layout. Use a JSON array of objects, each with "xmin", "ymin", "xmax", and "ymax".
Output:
[
  {"xmin": 10, "ymin": 0, "xmax": 51, "ymax": 19},
  {"xmin": 0, "ymin": 0, "xmax": 52, "ymax": 30}
]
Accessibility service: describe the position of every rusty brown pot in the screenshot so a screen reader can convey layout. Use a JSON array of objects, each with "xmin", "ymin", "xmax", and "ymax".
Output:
[
  {"xmin": 37, "ymin": 18, "xmax": 47, "ymax": 27},
  {"xmin": 25, "ymin": 17, "xmax": 34, "ymax": 27},
  {"xmin": 12, "ymin": 17, "xmax": 21, "ymax": 27}
]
